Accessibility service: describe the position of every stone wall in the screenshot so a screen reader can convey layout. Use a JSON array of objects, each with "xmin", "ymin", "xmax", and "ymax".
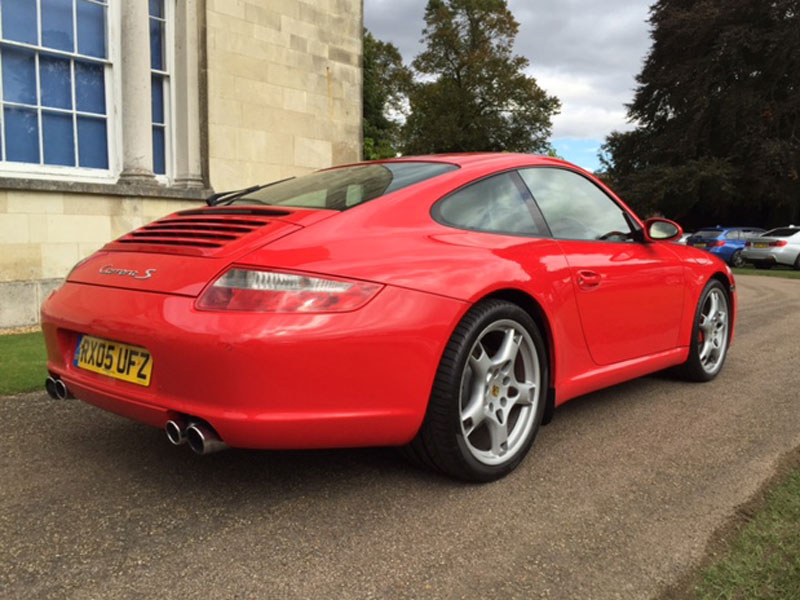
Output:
[
  {"xmin": 0, "ymin": 191, "xmax": 198, "ymax": 329},
  {"xmin": 206, "ymin": 0, "xmax": 363, "ymax": 190},
  {"xmin": 0, "ymin": 0, "xmax": 364, "ymax": 329}
]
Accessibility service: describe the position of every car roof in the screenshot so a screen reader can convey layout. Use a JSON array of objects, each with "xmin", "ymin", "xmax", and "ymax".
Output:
[{"xmin": 338, "ymin": 152, "xmax": 576, "ymax": 170}]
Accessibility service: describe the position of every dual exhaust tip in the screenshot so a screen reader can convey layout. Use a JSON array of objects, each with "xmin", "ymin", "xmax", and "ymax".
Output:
[
  {"xmin": 45, "ymin": 376, "xmax": 71, "ymax": 400},
  {"xmin": 45, "ymin": 376, "xmax": 225, "ymax": 456},
  {"xmin": 166, "ymin": 419, "xmax": 227, "ymax": 455}
]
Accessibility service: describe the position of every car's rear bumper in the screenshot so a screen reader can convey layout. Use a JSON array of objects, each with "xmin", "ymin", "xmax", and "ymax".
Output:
[
  {"xmin": 41, "ymin": 282, "xmax": 466, "ymax": 449},
  {"xmin": 742, "ymin": 247, "xmax": 798, "ymax": 267}
]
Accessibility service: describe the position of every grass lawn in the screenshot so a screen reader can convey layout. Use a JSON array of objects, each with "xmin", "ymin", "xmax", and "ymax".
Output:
[
  {"xmin": 0, "ymin": 331, "xmax": 47, "ymax": 396},
  {"xmin": 696, "ymin": 459, "xmax": 800, "ymax": 599},
  {"xmin": 734, "ymin": 265, "xmax": 800, "ymax": 279}
]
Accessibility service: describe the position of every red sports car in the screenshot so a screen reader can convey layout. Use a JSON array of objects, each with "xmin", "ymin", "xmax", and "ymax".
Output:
[{"xmin": 41, "ymin": 154, "xmax": 735, "ymax": 481}]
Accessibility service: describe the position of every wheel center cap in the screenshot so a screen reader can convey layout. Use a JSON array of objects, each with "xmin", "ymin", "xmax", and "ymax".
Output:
[{"xmin": 491, "ymin": 384, "xmax": 501, "ymax": 397}]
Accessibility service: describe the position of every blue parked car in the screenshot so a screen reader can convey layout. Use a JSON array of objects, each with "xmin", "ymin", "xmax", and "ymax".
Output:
[{"xmin": 686, "ymin": 227, "xmax": 765, "ymax": 267}]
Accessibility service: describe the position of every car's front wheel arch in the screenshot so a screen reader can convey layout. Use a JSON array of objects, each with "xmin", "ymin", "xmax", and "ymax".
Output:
[{"xmin": 711, "ymin": 271, "xmax": 733, "ymax": 305}]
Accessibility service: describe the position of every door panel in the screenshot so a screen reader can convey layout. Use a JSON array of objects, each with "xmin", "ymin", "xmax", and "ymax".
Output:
[{"xmin": 556, "ymin": 240, "xmax": 685, "ymax": 365}]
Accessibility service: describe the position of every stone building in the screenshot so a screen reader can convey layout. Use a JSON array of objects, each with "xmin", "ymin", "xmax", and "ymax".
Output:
[{"xmin": 0, "ymin": 0, "xmax": 363, "ymax": 329}]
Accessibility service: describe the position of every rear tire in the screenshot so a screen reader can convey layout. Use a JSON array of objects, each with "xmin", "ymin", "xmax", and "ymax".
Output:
[
  {"xmin": 794, "ymin": 254, "xmax": 800, "ymax": 271},
  {"xmin": 730, "ymin": 250, "xmax": 745, "ymax": 268},
  {"xmin": 406, "ymin": 300, "xmax": 548, "ymax": 482},
  {"xmin": 673, "ymin": 280, "xmax": 730, "ymax": 382}
]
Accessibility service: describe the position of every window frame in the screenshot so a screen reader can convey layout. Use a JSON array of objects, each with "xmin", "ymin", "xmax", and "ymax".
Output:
[
  {"xmin": 430, "ymin": 168, "xmax": 552, "ymax": 238},
  {"xmin": 150, "ymin": 0, "xmax": 174, "ymax": 182},
  {"xmin": 517, "ymin": 165, "xmax": 642, "ymax": 244},
  {"xmin": 0, "ymin": 0, "xmax": 120, "ymax": 183}
]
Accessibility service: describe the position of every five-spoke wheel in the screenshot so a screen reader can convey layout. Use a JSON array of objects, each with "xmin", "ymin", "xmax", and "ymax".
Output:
[
  {"xmin": 674, "ymin": 280, "xmax": 730, "ymax": 381},
  {"xmin": 459, "ymin": 320, "xmax": 540, "ymax": 466},
  {"xmin": 406, "ymin": 300, "xmax": 547, "ymax": 482},
  {"xmin": 697, "ymin": 287, "xmax": 729, "ymax": 375}
]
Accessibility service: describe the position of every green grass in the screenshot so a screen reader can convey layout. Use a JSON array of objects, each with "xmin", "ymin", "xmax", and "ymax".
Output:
[
  {"xmin": 734, "ymin": 266, "xmax": 800, "ymax": 279},
  {"xmin": 696, "ymin": 465, "xmax": 800, "ymax": 599},
  {"xmin": 0, "ymin": 331, "xmax": 47, "ymax": 396}
]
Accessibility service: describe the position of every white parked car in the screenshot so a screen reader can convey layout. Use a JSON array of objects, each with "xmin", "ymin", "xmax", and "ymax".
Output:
[{"xmin": 742, "ymin": 226, "xmax": 800, "ymax": 270}]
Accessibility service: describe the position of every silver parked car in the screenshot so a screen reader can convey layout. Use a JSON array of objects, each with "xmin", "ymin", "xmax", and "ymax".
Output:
[{"xmin": 742, "ymin": 226, "xmax": 800, "ymax": 270}]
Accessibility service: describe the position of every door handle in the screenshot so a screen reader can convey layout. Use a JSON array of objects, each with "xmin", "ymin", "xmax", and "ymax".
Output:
[{"xmin": 576, "ymin": 270, "xmax": 601, "ymax": 289}]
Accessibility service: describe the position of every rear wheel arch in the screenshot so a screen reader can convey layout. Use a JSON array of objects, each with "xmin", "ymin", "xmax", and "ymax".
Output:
[{"xmin": 480, "ymin": 289, "xmax": 557, "ymax": 425}]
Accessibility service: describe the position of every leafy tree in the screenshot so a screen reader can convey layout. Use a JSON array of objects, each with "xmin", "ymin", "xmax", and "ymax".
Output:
[
  {"xmin": 362, "ymin": 29, "xmax": 412, "ymax": 160},
  {"xmin": 602, "ymin": 0, "xmax": 800, "ymax": 229},
  {"xmin": 402, "ymin": 0, "xmax": 560, "ymax": 155}
]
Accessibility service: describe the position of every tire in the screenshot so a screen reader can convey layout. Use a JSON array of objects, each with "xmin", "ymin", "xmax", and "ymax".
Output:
[
  {"xmin": 730, "ymin": 250, "xmax": 745, "ymax": 268},
  {"xmin": 405, "ymin": 300, "xmax": 548, "ymax": 482},
  {"xmin": 673, "ymin": 280, "xmax": 731, "ymax": 382},
  {"xmin": 794, "ymin": 254, "xmax": 800, "ymax": 271},
  {"xmin": 755, "ymin": 263, "xmax": 772, "ymax": 270}
]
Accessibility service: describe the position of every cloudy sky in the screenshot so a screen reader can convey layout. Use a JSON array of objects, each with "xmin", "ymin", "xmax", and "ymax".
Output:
[{"xmin": 364, "ymin": 0, "xmax": 654, "ymax": 172}]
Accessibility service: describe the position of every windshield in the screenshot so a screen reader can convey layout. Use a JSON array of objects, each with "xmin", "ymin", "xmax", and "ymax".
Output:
[{"xmin": 228, "ymin": 162, "xmax": 459, "ymax": 210}]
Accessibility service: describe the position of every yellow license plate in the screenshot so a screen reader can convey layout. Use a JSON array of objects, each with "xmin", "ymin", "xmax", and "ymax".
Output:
[
  {"xmin": 74, "ymin": 335, "xmax": 153, "ymax": 386},
  {"xmin": 754, "ymin": 243, "xmax": 768, "ymax": 248},
  {"xmin": 694, "ymin": 243, "xmax": 707, "ymax": 248}
]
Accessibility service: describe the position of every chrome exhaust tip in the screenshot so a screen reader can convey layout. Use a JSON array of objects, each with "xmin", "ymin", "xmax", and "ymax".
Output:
[
  {"xmin": 165, "ymin": 420, "xmax": 187, "ymax": 446},
  {"xmin": 54, "ymin": 379, "xmax": 70, "ymax": 400},
  {"xmin": 186, "ymin": 422, "xmax": 228, "ymax": 455},
  {"xmin": 45, "ymin": 376, "xmax": 58, "ymax": 399}
]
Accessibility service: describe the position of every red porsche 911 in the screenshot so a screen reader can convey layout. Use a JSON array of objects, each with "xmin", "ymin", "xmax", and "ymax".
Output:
[{"xmin": 41, "ymin": 154, "xmax": 735, "ymax": 481}]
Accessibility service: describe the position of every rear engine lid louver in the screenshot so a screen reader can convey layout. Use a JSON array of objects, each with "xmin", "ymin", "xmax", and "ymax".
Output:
[
  {"xmin": 69, "ymin": 206, "xmax": 337, "ymax": 295},
  {"xmin": 106, "ymin": 207, "xmax": 298, "ymax": 257}
]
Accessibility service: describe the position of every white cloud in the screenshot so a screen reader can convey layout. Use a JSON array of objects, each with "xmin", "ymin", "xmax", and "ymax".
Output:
[
  {"xmin": 364, "ymin": 0, "xmax": 652, "ymax": 143},
  {"xmin": 531, "ymin": 68, "xmax": 638, "ymax": 139}
]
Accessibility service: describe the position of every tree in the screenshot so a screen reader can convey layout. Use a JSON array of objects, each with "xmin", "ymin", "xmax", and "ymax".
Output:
[
  {"xmin": 602, "ymin": 0, "xmax": 800, "ymax": 229},
  {"xmin": 362, "ymin": 29, "xmax": 412, "ymax": 160},
  {"xmin": 402, "ymin": 0, "xmax": 560, "ymax": 155}
]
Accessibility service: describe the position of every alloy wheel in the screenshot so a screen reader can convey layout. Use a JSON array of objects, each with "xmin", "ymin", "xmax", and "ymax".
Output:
[
  {"xmin": 697, "ymin": 288, "xmax": 729, "ymax": 374},
  {"xmin": 731, "ymin": 251, "xmax": 745, "ymax": 268},
  {"xmin": 458, "ymin": 320, "xmax": 541, "ymax": 466}
]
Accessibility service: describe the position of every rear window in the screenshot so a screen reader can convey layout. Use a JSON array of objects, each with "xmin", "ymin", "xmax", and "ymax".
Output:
[
  {"xmin": 229, "ymin": 162, "xmax": 458, "ymax": 210},
  {"xmin": 694, "ymin": 229, "xmax": 723, "ymax": 238},
  {"xmin": 763, "ymin": 227, "xmax": 800, "ymax": 237}
]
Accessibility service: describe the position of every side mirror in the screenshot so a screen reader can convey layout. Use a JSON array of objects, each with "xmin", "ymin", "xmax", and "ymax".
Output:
[{"xmin": 644, "ymin": 218, "xmax": 683, "ymax": 242}]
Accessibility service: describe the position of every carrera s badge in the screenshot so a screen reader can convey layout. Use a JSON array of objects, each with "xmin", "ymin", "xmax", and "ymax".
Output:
[{"xmin": 99, "ymin": 265, "xmax": 157, "ymax": 280}]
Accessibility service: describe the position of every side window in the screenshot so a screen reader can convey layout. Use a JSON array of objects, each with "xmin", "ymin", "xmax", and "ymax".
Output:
[
  {"xmin": 433, "ymin": 172, "xmax": 545, "ymax": 236},
  {"xmin": 725, "ymin": 231, "xmax": 740, "ymax": 240},
  {"xmin": 518, "ymin": 168, "xmax": 633, "ymax": 241}
]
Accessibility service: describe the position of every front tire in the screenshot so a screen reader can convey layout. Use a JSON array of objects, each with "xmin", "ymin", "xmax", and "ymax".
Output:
[
  {"xmin": 674, "ymin": 280, "xmax": 730, "ymax": 382},
  {"xmin": 406, "ymin": 300, "xmax": 548, "ymax": 482}
]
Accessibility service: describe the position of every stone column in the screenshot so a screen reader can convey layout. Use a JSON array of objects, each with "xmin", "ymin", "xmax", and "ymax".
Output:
[
  {"xmin": 118, "ymin": 0, "xmax": 155, "ymax": 182},
  {"xmin": 173, "ymin": 0, "xmax": 204, "ymax": 188}
]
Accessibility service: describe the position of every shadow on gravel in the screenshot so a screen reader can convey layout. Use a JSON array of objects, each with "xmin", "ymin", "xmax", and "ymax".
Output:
[
  {"xmin": 18, "ymin": 360, "xmax": 703, "ymax": 511},
  {"xmin": 50, "ymin": 408, "xmax": 456, "ymax": 504}
]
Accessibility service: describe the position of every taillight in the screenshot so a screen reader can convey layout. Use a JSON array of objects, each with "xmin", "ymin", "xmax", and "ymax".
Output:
[
  {"xmin": 769, "ymin": 240, "xmax": 788, "ymax": 247},
  {"xmin": 745, "ymin": 241, "xmax": 752, "ymax": 247},
  {"xmin": 708, "ymin": 240, "xmax": 725, "ymax": 247},
  {"xmin": 196, "ymin": 268, "xmax": 383, "ymax": 313}
]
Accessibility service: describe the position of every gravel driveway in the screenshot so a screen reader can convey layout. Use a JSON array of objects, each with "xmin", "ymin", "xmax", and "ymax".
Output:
[{"xmin": 2, "ymin": 274, "xmax": 799, "ymax": 599}]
